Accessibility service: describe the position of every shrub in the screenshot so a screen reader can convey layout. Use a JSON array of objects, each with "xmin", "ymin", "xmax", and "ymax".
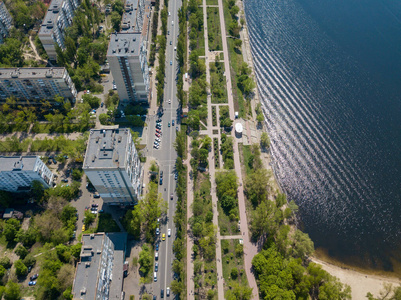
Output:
[
  {"xmin": 231, "ymin": 267, "xmax": 238, "ymax": 279},
  {"xmin": 14, "ymin": 259, "xmax": 28, "ymax": 277}
]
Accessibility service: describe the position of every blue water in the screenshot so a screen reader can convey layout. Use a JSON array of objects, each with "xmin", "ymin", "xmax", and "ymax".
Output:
[{"xmin": 244, "ymin": 0, "xmax": 401, "ymax": 269}]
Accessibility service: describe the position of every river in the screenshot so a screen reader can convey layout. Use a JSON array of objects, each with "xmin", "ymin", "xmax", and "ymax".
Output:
[{"xmin": 244, "ymin": 0, "xmax": 401, "ymax": 271}]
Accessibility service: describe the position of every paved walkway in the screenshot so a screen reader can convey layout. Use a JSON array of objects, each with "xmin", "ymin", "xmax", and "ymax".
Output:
[{"xmin": 216, "ymin": 0, "xmax": 259, "ymax": 297}]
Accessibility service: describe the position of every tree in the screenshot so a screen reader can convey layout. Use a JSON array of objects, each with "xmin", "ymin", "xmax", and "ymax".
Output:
[
  {"xmin": 221, "ymin": 195, "xmax": 237, "ymax": 212},
  {"xmin": 138, "ymin": 244, "xmax": 152, "ymax": 277},
  {"xmin": 14, "ymin": 245, "xmax": 28, "ymax": 259},
  {"xmin": 231, "ymin": 267, "xmax": 238, "ymax": 279},
  {"xmin": 84, "ymin": 210, "xmax": 96, "ymax": 227},
  {"xmin": 0, "ymin": 257, "xmax": 11, "ymax": 269},
  {"xmin": 82, "ymin": 94, "xmax": 100, "ymax": 108},
  {"xmin": 291, "ymin": 230, "xmax": 314, "ymax": 259},
  {"xmin": 14, "ymin": 259, "xmax": 28, "ymax": 277},
  {"xmin": 57, "ymin": 264, "xmax": 75, "ymax": 290},
  {"xmin": 3, "ymin": 218, "xmax": 21, "ymax": 242},
  {"xmin": 260, "ymin": 132, "xmax": 270, "ymax": 149},
  {"xmin": 99, "ymin": 113, "xmax": 109, "ymax": 125},
  {"xmin": 171, "ymin": 279, "xmax": 184, "ymax": 296},
  {"xmin": 245, "ymin": 168, "xmax": 269, "ymax": 206},
  {"xmin": 4, "ymin": 281, "xmax": 20, "ymax": 300}
]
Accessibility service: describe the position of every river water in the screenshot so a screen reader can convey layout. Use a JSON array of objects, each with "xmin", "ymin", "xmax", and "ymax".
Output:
[{"xmin": 244, "ymin": 0, "xmax": 401, "ymax": 270}]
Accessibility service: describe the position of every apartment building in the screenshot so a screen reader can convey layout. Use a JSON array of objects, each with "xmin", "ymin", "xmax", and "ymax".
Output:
[
  {"xmin": 0, "ymin": 156, "xmax": 54, "ymax": 192},
  {"xmin": 83, "ymin": 128, "xmax": 142, "ymax": 205},
  {"xmin": 0, "ymin": 1, "xmax": 12, "ymax": 44},
  {"xmin": 39, "ymin": 0, "xmax": 80, "ymax": 61},
  {"xmin": 0, "ymin": 67, "xmax": 77, "ymax": 103},
  {"xmin": 72, "ymin": 233, "xmax": 127, "ymax": 300},
  {"xmin": 107, "ymin": 0, "xmax": 151, "ymax": 104}
]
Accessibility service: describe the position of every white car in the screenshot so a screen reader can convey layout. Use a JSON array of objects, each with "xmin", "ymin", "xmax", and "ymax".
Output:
[
  {"xmin": 166, "ymin": 287, "xmax": 170, "ymax": 297},
  {"xmin": 168, "ymin": 228, "xmax": 171, "ymax": 237},
  {"xmin": 155, "ymin": 138, "xmax": 161, "ymax": 142},
  {"xmin": 174, "ymin": 47, "xmax": 176, "ymax": 51},
  {"xmin": 155, "ymin": 252, "xmax": 158, "ymax": 260},
  {"xmin": 168, "ymin": 99, "xmax": 171, "ymax": 104},
  {"xmin": 156, "ymin": 228, "xmax": 160, "ymax": 235}
]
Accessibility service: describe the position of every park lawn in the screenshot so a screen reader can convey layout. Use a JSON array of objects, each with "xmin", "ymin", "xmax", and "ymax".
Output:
[
  {"xmin": 210, "ymin": 62, "xmax": 228, "ymax": 104},
  {"xmin": 240, "ymin": 144, "xmax": 253, "ymax": 176},
  {"xmin": 207, "ymin": 7, "xmax": 223, "ymax": 51},
  {"xmin": 206, "ymin": 0, "xmax": 218, "ymax": 5},
  {"xmin": 217, "ymin": 201, "xmax": 239, "ymax": 236},
  {"xmin": 96, "ymin": 213, "xmax": 121, "ymax": 233},
  {"xmin": 221, "ymin": 239, "xmax": 249, "ymax": 298}
]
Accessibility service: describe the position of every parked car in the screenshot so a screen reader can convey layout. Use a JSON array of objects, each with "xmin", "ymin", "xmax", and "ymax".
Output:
[
  {"xmin": 170, "ymin": 193, "xmax": 173, "ymax": 201},
  {"xmin": 156, "ymin": 243, "xmax": 159, "ymax": 251},
  {"xmin": 93, "ymin": 194, "xmax": 100, "ymax": 198},
  {"xmin": 155, "ymin": 262, "xmax": 158, "ymax": 272},
  {"xmin": 101, "ymin": 102, "xmax": 104, "ymax": 107},
  {"xmin": 170, "ymin": 61, "xmax": 172, "ymax": 65},
  {"xmin": 159, "ymin": 177, "xmax": 163, "ymax": 185},
  {"xmin": 155, "ymin": 133, "xmax": 161, "ymax": 137},
  {"xmin": 172, "ymin": 120, "xmax": 175, "ymax": 126},
  {"xmin": 157, "ymin": 118, "xmax": 162, "ymax": 122},
  {"xmin": 156, "ymin": 228, "xmax": 160, "ymax": 235},
  {"xmin": 28, "ymin": 281, "xmax": 36, "ymax": 286},
  {"xmin": 154, "ymin": 145, "xmax": 160, "ymax": 149},
  {"xmin": 168, "ymin": 228, "xmax": 171, "ymax": 237},
  {"xmin": 62, "ymin": 179, "xmax": 68, "ymax": 182},
  {"xmin": 155, "ymin": 252, "xmax": 158, "ymax": 260},
  {"xmin": 30, "ymin": 274, "xmax": 39, "ymax": 281},
  {"xmin": 168, "ymin": 122, "xmax": 170, "ymax": 127},
  {"xmin": 92, "ymin": 203, "xmax": 99, "ymax": 207}
]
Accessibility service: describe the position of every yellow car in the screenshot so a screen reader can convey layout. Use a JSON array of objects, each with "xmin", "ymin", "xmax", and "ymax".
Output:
[
  {"xmin": 82, "ymin": 224, "xmax": 86, "ymax": 232},
  {"xmin": 162, "ymin": 233, "xmax": 166, "ymax": 241}
]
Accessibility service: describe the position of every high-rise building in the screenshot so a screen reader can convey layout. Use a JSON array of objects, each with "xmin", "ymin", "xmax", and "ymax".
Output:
[
  {"xmin": 39, "ymin": 0, "xmax": 80, "ymax": 61},
  {"xmin": 0, "ymin": 156, "xmax": 54, "ymax": 192},
  {"xmin": 0, "ymin": 67, "xmax": 77, "ymax": 103},
  {"xmin": 107, "ymin": 0, "xmax": 151, "ymax": 104},
  {"xmin": 83, "ymin": 128, "xmax": 142, "ymax": 205},
  {"xmin": 72, "ymin": 233, "xmax": 127, "ymax": 300},
  {"xmin": 0, "ymin": 1, "xmax": 12, "ymax": 44}
]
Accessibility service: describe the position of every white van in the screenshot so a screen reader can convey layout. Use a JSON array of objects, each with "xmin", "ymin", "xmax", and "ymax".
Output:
[
  {"xmin": 172, "ymin": 21, "xmax": 174, "ymax": 25},
  {"xmin": 154, "ymin": 272, "xmax": 157, "ymax": 282}
]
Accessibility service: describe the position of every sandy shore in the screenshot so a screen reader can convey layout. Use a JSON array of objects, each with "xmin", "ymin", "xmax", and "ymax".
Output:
[{"xmin": 313, "ymin": 257, "xmax": 401, "ymax": 299}]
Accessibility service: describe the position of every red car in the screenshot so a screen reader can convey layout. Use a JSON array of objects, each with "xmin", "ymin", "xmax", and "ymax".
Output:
[
  {"xmin": 156, "ymin": 129, "xmax": 161, "ymax": 133},
  {"xmin": 155, "ymin": 133, "xmax": 160, "ymax": 137}
]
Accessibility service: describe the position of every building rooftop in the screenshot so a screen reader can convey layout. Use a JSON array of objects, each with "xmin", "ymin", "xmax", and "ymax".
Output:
[
  {"xmin": 83, "ymin": 128, "xmax": 132, "ymax": 169},
  {"xmin": 39, "ymin": 0, "xmax": 65, "ymax": 36},
  {"xmin": 0, "ymin": 156, "xmax": 38, "ymax": 172},
  {"xmin": 107, "ymin": 32, "xmax": 142, "ymax": 57},
  {"xmin": 72, "ymin": 233, "xmax": 127, "ymax": 300},
  {"xmin": 0, "ymin": 68, "xmax": 67, "ymax": 79},
  {"xmin": 121, "ymin": 0, "xmax": 140, "ymax": 33}
]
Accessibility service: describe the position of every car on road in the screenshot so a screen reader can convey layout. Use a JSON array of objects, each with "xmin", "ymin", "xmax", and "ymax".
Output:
[
  {"xmin": 168, "ymin": 228, "xmax": 171, "ymax": 237},
  {"xmin": 93, "ymin": 194, "xmax": 100, "ymax": 198},
  {"xmin": 101, "ymin": 102, "xmax": 104, "ymax": 107},
  {"xmin": 162, "ymin": 233, "xmax": 166, "ymax": 241},
  {"xmin": 168, "ymin": 30, "xmax": 169, "ymax": 35},
  {"xmin": 153, "ymin": 296, "xmax": 157, "ymax": 300},
  {"xmin": 155, "ymin": 262, "xmax": 158, "ymax": 272},
  {"xmin": 168, "ymin": 99, "xmax": 171, "ymax": 104},
  {"xmin": 170, "ymin": 61, "xmax": 172, "ymax": 65},
  {"xmin": 170, "ymin": 41, "xmax": 172, "ymax": 45},
  {"xmin": 166, "ymin": 287, "xmax": 170, "ymax": 297},
  {"xmin": 168, "ymin": 122, "xmax": 170, "ymax": 127},
  {"xmin": 29, "ymin": 281, "xmax": 36, "ymax": 286},
  {"xmin": 30, "ymin": 274, "xmax": 39, "ymax": 281},
  {"xmin": 161, "ymin": 289, "xmax": 164, "ymax": 298},
  {"xmin": 172, "ymin": 120, "xmax": 175, "ymax": 126},
  {"xmin": 159, "ymin": 177, "xmax": 163, "ymax": 185},
  {"xmin": 170, "ymin": 193, "xmax": 173, "ymax": 201}
]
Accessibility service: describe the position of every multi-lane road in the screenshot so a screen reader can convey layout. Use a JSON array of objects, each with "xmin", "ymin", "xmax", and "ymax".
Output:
[{"xmin": 147, "ymin": 0, "xmax": 182, "ymax": 297}]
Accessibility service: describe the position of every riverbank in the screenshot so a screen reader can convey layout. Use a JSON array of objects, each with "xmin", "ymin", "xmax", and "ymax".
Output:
[{"xmin": 239, "ymin": 0, "xmax": 401, "ymax": 298}]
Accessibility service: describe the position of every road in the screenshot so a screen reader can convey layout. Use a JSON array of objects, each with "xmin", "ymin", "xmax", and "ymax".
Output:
[{"xmin": 147, "ymin": 0, "xmax": 182, "ymax": 297}]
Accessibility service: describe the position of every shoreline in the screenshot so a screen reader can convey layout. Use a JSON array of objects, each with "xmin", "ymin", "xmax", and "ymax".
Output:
[{"xmin": 239, "ymin": 0, "xmax": 401, "ymax": 297}]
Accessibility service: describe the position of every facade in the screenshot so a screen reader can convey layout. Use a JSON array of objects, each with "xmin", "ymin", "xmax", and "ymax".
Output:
[
  {"xmin": 0, "ymin": 67, "xmax": 77, "ymax": 103},
  {"xmin": 39, "ymin": 0, "xmax": 80, "ymax": 61},
  {"xmin": 0, "ymin": 1, "xmax": 12, "ymax": 44},
  {"xmin": 107, "ymin": 0, "xmax": 151, "ymax": 104},
  {"xmin": 83, "ymin": 128, "xmax": 142, "ymax": 205},
  {"xmin": 72, "ymin": 233, "xmax": 127, "ymax": 300},
  {"xmin": 0, "ymin": 156, "xmax": 54, "ymax": 192}
]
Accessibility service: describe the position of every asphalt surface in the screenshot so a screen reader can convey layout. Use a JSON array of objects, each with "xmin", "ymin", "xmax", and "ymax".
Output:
[{"xmin": 147, "ymin": 0, "xmax": 182, "ymax": 297}]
